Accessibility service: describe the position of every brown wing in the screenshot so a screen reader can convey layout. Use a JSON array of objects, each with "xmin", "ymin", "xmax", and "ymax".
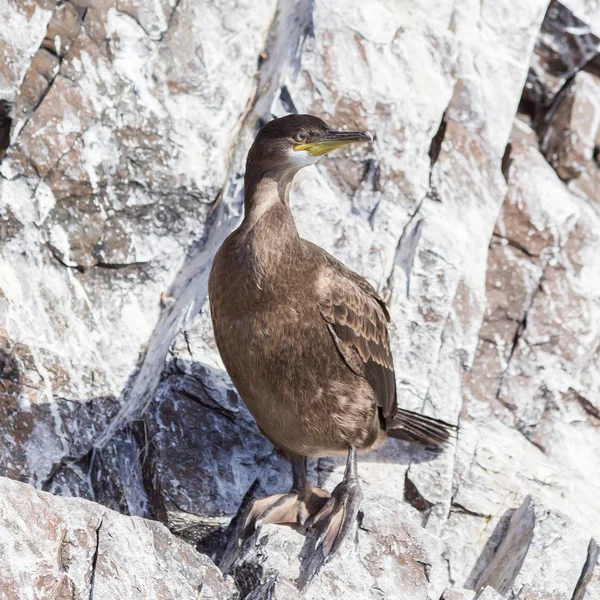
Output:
[{"xmin": 306, "ymin": 241, "xmax": 397, "ymax": 420}]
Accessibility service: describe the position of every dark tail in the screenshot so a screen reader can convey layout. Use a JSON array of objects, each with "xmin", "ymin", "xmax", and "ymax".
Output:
[{"xmin": 386, "ymin": 408, "xmax": 457, "ymax": 446}]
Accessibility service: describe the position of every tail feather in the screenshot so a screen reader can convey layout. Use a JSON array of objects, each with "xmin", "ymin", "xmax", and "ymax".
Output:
[{"xmin": 386, "ymin": 408, "xmax": 457, "ymax": 446}]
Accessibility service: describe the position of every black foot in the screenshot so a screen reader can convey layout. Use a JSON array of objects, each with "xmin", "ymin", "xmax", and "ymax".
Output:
[
  {"xmin": 305, "ymin": 477, "xmax": 362, "ymax": 559},
  {"xmin": 241, "ymin": 487, "xmax": 329, "ymax": 539},
  {"xmin": 297, "ymin": 448, "xmax": 362, "ymax": 589},
  {"xmin": 221, "ymin": 487, "xmax": 330, "ymax": 574}
]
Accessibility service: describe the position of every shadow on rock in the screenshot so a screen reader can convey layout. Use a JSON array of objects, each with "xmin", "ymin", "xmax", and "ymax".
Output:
[{"xmin": 0, "ymin": 339, "xmax": 130, "ymax": 502}]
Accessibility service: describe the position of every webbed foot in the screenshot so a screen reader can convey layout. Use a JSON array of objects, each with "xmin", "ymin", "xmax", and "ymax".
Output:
[
  {"xmin": 304, "ymin": 477, "xmax": 362, "ymax": 559},
  {"xmin": 297, "ymin": 448, "xmax": 362, "ymax": 589},
  {"xmin": 220, "ymin": 456, "xmax": 328, "ymax": 574},
  {"xmin": 241, "ymin": 485, "xmax": 330, "ymax": 539}
]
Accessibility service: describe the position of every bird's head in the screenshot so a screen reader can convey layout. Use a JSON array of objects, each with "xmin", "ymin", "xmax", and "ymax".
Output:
[{"xmin": 246, "ymin": 114, "xmax": 373, "ymax": 173}]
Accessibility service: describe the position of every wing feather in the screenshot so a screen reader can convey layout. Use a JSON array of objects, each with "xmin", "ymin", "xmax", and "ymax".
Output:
[{"xmin": 307, "ymin": 242, "xmax": 397, "ymax": 420}]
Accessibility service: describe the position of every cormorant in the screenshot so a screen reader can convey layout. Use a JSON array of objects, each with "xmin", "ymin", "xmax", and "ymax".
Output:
[{"xmin": 209, "ymin": 114, "xmax": 454, "ymax": 569}]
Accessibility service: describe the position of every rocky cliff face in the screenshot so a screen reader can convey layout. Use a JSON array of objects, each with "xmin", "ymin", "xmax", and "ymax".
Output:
[{"xmin": 1, "ymin": 1, "xmax": 599, "ymax": 598}]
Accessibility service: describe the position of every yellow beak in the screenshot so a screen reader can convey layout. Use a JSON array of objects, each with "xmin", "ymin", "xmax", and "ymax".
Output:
[{"xmin": 294, "ymin": 129, "xmax": 373, "ymax": 156}]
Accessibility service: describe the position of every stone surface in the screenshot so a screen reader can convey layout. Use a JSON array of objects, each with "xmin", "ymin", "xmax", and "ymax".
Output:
[
  {"xmin": 0, "ymin": 476, "xmax": 237, "ymax": 600},
  {"xmin": 562, "ymin": 0, "xmax": 600, "ymax": 35},
  {"xmin": 224, "ymin": 490, "xmax": 447, "ymax": 600},
  {"xmin": 539, "ymin": 71, "xmax": 600, "ymax": 179},
  {"xmin": 1, "ymin": 0, "xmax": 600, "ymax": 598},
  {"xmin": 577, "ymin": 541, "xmax": 600, "ymax": 600},
  {"xmin": 521, "ymin": 0, "xmax": 600, "ymax": 114},
  {"xmin": 245, "ymin": 578, "xmax": 304, "ymax": 600},
  {"xmin": 440, "ymin": 591, "xmax": 475, "ymax": 600},
  {"xmin": 476, "ymin": 587, "xmax": 504, "ymax": 600},
  {"xmin": 0, "ymin": 0, "xmax": 277, "ymax": 493}
]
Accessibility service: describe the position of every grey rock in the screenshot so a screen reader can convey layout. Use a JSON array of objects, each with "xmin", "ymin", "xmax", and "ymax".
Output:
[
  {"xmin": 562, "ymin": 0, "xmax": 600, "ymax": 35},
  {"xmin": 572, "ymin": 539, "xmax": 600, "ymax": 600},
  {"xmin": 441, "ymin": 590, "xmax": 476, "ymax": 600},
  {"xmin": 0, "ymin": 0, "xmax": 277, "ymax": 493},
  {"xmin": 474, "ymin": 495, "xmax": 535, "ymax": 595},
  {"xmin": 244, "ymin": 577, "xmax": 304, "ymax": 600},
  {"xmin": 510, "ymin": 503, "xmax": 592, "ymax": 600},
  {"xmin": 137, "ymin": 364, "xmax": 290, "ymax": 559}
]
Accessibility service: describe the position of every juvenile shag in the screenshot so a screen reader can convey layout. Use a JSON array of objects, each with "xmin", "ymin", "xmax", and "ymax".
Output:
[{"xmin": 209, "ymin": 114, "xmax": 454, "ymax": 567}]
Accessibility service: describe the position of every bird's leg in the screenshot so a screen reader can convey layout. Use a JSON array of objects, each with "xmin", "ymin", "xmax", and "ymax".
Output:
[
  {"xmin": 304, "ymin": 447, "xmax": 362, "ymax": 560},
  {"xmin": 240, "ymin": 456, "xmax": 330, "ymax": 539}
]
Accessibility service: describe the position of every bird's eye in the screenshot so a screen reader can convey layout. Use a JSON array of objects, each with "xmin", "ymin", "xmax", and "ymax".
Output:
[{"xmin": 295, "ymin": 132, "xmax": 307, "ymax": 142}]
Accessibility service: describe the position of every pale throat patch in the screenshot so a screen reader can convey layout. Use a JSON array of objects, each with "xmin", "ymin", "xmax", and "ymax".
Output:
[{"xmin": 288, "ymin": 148, "xmax": 320, "ymax": 167}]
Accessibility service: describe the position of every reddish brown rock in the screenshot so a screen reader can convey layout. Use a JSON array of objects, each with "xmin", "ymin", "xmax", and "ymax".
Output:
[
  {"xmin": 42, "ymin": 1, "xmax": 82, "ymax": 56},
  {"xmin": 520, "ymin": 0, "xmax": 600, "ymax": 115},
  {"xmin": 539, "ymin": 72, "xmax": 600, "ymax": 180},
  {"xmin": 0, "ymin": 476, "xmax": 237, "ymax": 600}
]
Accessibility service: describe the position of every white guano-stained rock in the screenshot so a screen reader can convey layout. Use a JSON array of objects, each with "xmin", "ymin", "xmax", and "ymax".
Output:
[{"xmin": 1, "ymin": 0, "xmax": 600, "ymax": 598}]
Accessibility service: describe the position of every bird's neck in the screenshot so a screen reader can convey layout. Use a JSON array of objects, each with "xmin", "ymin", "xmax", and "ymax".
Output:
[
  {"xmin": 237, "ymin": 168, "xmax": 302, "ymax": 286},
  {"xmin": 243, "ymin": 167, "xmax": 298, "ymax": 227}
]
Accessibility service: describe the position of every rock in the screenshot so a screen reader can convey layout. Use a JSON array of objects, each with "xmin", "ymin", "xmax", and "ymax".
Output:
[
  {"xmin": 539, "ymin": 71, "xmax": 600, "ymax": 179},
  {"xmin": 474, "ymin": 495, "xmax": 536, "ymax": 595},
  {"xmin": 0, "ymin": 0, "xmax": 277, "ymax": 495},
  {"xmin": 471, "ymin": 124, "xmax": 600, "ymax": 487},
  {"xmin": 476, "ymin": 587, "xmax": 505, "ymax": 600},
  {"xmin": 561, "ymin": 0, "xmax": 600, "ymax": 35},
  {"xmin": 465, "ymin": 494, "xmax": 594, "ymax": 599},
  {"xmin": 521, "ymin": 0, "xmax": 600, "ymax": 113},
  {"xmin": 223, "ymin": 489, "xmax": 448, "ymax": 600},
  {"xmin": 0, "ymin": 1, "xmax": 54, "ymax": 103},
  {"xmin": 13, "ymin": 48, "xmax": 60, "ymax": 120},
  {"xmin": 0, "ymin": 100, "xmax": 11, "ymax": 159},
  {"xmin": 574, "ymin": 540, "xmax": 600, "ymax": 600},
  {"xmin": 43, "ymin": 1, "xmax": 83, "ymax": 56},
  {"xmin": 135, "ymin": 364, "xmax": 290, "ymax": 558},
  {"xmin": 1, "ymin": 0, "xmax": 600, "ymax": 598},
  {"xmin": 440, "ymin": 590, "xmax": 476, "ymax": 600},
  {"xmin": 459, "ymin": 121, "xmax": 600, "ymax": 600},
  {"xmin": 510, "ymin": 504, "xmax": 592, "ymax": 598},
  {"xmin": 244, "ymin": 577, "xmax": 304, "ymax": 600},
  {"xmin": 0, "ymin": 476, "xmax": 237, "ymax": 600},
  {"xmin": 568, "ymin": 160, "xmax": 600, "ymax": 212}
]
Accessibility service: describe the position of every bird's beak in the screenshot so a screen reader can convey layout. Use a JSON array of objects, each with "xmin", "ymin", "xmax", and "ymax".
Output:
[{"xmin": 294, "ymin": 129, "xmax": 373, "ymax": 156}]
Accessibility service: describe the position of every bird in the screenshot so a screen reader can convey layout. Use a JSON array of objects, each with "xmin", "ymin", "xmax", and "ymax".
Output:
[{"xmin": 209, "ymin": 114, "xmax": 455, "ymax": 572}]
